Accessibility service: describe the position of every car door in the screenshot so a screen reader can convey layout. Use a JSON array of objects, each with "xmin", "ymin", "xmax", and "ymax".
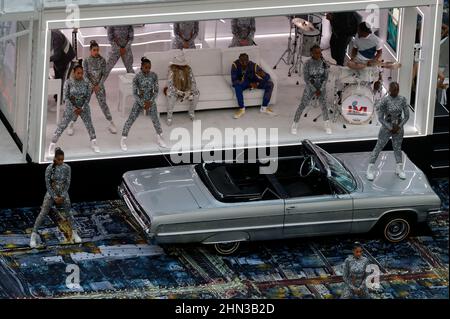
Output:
[{"xmin": 282, "ymin": 185, "xmax": 354, "ymax": 238}]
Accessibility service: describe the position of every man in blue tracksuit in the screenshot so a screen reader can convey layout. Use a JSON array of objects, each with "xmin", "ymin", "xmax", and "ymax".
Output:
[{"xmin": 231, "ymin": 53, "xmax": 275, "ymax": 119}]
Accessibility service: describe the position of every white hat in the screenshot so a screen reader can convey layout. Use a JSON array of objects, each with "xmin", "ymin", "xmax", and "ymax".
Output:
[{"xmin": 170, "ymin": 54, "xmax": 188, "ymax": 66}]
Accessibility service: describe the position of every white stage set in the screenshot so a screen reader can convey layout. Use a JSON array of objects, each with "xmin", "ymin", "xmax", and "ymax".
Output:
[{"xmin": 0, "ymin": 0, "xmax": 444, "ymax": 163}]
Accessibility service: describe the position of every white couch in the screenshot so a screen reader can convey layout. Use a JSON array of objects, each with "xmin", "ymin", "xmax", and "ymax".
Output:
[{"xmin": 141, "ymin": 46, "xmax": 278, "ymax": 113}]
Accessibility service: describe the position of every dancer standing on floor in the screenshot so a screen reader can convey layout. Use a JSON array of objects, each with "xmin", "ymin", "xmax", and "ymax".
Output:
[
  {"xmin": 120, "ymin": 57, "xmax": 167, "ymax": 151},
  {"xmin": 48, "ymin": 63, "xmax": 100, "ymax": 156},
  {"xmin": 165, "ymin": 54, "xmax": 200, "ymax": 125},
  {"xmin": 341, "ymin": 242, "xmax": 371, "ymax": 299},
  {"xmin": 104, "ymin": 25, "xmax": 135, "ymax": 79},
  {"xmin": 172, "ymin": 21, "xmax": 199, "ymax": 49},
  {"xmin": 229, "ymin": 17, "xmax": 256, "ymax": 47},
  {"xmin": 66, "ymin": 40, "xmax": 117, "ymax": 136},
  {"xmin": 30, "ymin": 148, "xmax": 81, "ymax": 248},
  {"xmin": 291, "ymin": 45, "xmax": 331, "ymax": 135},
  {"xmin": 366, "ymin": 82, "xmax": 410, "ymax": 181}
]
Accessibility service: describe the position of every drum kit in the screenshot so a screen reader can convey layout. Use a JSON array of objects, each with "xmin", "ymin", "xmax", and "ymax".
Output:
[
  {"xmin": 306, "ymin": 67, "xmax": 386, "ymax": 127},
  {"xmin": 331, "ymin": 67, "xmax": 383, "ymax": 127},
  {"xmin": 273, "ymin": 15, "xmax": 400, "ymax": 129},
  {"xmin": 273, "ymin": 15, "xmax": 322, "ymax": 78}
]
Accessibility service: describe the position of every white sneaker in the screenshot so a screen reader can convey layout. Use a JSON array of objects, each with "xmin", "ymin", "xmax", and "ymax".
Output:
[
  {"xmin": 67, "ymin": 121, "xmax": 75, "ymax": 136},
  {"xmin": 30, "ymin": 232, "xmax": 39, "ymax": 248},
  {"xmin": 91, "ymin": 139, "xmax": 100, "ymax": 153},
  {"xmin": 48, "ymin": 143, "xmax": 56, "ymax": 157},
  {"xmin": 366, "ymin": 163, "xmax": 375, "ymax": 181},
  {"xmin": 324, "ymin": 121, "xmax": 332, "ymax": 135},
  {"xmin": 166, "ymin": 115, "xmax": 173, "ymax": 126},
  {"xmin": 108, "ymin": 121, "xmax": 117, "ymax": 134},
  {"xmin": 72, "ymin": 230, "xmax": 82, "ymax": 243},
  {"xmin": 120, "ymin": 137, "xmax": 128, "ymax": 151},
  {"xmin": 290, "ymin": 122, "xmax": 298, "ymax": 135},
  {"xmin": 156, "ymin": 134, "xmax": 168, "ymax": 148},
  {"xmin": 396, "ymin": 163, "xmax": 406, "ymax": 179},
  {"xmin": 260, "ymin": 106, "xmax": 278, "ymax": 116},
  {"xmin": 189, "ymin": 111, "xmax": 195, "ymax": 121}
]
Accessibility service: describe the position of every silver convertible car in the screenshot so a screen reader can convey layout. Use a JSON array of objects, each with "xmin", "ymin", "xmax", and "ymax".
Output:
[{"xmin": 118, "ymin": 140, "xmax": 442, "ymax": 254}]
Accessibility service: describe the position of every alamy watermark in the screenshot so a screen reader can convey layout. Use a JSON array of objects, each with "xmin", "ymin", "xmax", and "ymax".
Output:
[
  {"xmin": 64, "ymin": 1, "xmax": 80, "ymax": 29},
  {"xmin": 169, "ymin": 120, "xmax": 280, "ymax": 174},
  {"xmin": 65, "ymin": 264, "xmax": 82, "ymax": 290}
]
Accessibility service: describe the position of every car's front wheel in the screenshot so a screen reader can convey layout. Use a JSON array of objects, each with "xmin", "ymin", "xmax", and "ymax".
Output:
[
  {"xmin": 381, "ymin": 215, "xmax": 413, "ymax": 242},
  {"xmin": 214, "ymin": 242, "xmax": 241, "ymax": 255}
]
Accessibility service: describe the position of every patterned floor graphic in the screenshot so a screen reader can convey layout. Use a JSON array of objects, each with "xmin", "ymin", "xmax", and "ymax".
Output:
[{"xmin": 0, "ymin": 180, "xmax": 448, "ymax": 299}]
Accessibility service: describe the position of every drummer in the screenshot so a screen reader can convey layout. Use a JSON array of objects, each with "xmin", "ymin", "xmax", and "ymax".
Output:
[{"xmin": 347, "ymin": 22, "xmax": 383, "ymax": 70}]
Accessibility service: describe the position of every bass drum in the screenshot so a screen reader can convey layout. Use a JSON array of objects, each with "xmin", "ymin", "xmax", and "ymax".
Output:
[{"xmin": 341, "ymin": 85, "xmax": 374, "ymax": 124}]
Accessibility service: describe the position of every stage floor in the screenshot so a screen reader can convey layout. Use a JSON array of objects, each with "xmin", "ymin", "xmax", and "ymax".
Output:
[
  {"xmin": 43, "ymin": 33, "xmax": 415, "ymax": 162},
  {"xmin": 0, "ymin": 179, "xmax": 447, "ymax": 298}
]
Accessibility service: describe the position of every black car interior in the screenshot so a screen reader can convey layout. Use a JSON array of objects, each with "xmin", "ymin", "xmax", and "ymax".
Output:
[
  {"xmin": 197, "ymin": 155, "xmax": 333, "ymax": 202},
  {"xmin": 198, "ymin": 163, "xmax": 281, "ymax": 202},
  {"xmin": 273, "ymin": 157, "xmax": 332, "ymax": 198}
]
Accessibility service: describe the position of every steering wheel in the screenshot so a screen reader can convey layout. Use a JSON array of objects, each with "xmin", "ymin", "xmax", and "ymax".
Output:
[{"xmin": 299, "ymin": 156, "xmax": 317, "ymax": 177}]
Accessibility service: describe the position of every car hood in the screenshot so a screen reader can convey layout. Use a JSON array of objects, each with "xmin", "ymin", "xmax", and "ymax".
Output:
[
  {"xmin": 122, "ymin": 165, "xmax": 214, "ymax": 216},
  {"xmin": 334, "ymin": 151, "xmax": 437, "ymax": 197}
]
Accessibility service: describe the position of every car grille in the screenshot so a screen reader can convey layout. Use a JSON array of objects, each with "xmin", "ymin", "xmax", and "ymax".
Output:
[{"xmin": 119, "ymin": 180, "xmax": 152, "ymax": 235}]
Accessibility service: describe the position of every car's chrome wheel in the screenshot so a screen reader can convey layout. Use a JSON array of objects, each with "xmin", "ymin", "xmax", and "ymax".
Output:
[
  {"xmin": 214, "ymin": 242, "xmax": 241, "ymax": 255},
  {"xmin": 383, "ymin": 218, "xmax": 411, "ymax": 242}
]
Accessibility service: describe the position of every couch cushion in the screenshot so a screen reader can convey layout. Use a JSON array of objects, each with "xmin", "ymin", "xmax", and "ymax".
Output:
[
  {"xmin": 184, "ymin": 48, "xmax": 222, "ymax": 77},
  {"xmin": 144, "ymin": 49, "xmax": 181, "ymax": 80},
  {"xmin": 196, "ymin": 75, "xmax": 235, "ymax": 100},
  {"xmin": 221, "ymin": 46, "xmax": 260, "ymax": 75},
  {"xmin": 157, "ymin": 76, "xmax": 234, "ymax": 105}
]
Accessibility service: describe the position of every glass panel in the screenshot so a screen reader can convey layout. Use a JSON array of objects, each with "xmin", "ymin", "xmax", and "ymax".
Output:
[
  {"xmin": 41, "ymin": 9, "xmax": 419, "ymax": 162},
  {"xmin": 43, "ymin": 0, "xmax": 202, "ymax": 8},
  {"xmin": 387, "ymin": 8, "xmax": 400, "ymax": 52},
  {"xmin": 410, "ymin": 11, "xmax": 423, "ymax": 110},
  {"xmin": 0, "ymin": 20, "xmax": 17, "ymax": 124},
  {"xmin": 1, "ymin": 0, "xmax": 36, "ymax": 13}
]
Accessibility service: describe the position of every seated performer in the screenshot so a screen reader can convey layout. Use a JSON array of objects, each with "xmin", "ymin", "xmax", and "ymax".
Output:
[
  {"xmin": 291, "ymin": 45, "xmax": 331, "ymax": 135},
  {"xmin": 231, "ymin": 53, "xmax": 275, "ymax": 119},
  {"xmin": 366, "ymin": 82, "xmax": 410, "ymax": 181},
  {"xmin": 347, "ymin": 22, "xmax": 382, "ymax": 70},
  {"xmin": 172, "ymin": 21, "xmax": 199, "ymax": 49},
  {"xmin": 164, "ymin": 54, "xmax": 200, "ymax": 125},
  {"xmin": 229, "ymin": 17, "xmax": 256, "ymax": 47}
]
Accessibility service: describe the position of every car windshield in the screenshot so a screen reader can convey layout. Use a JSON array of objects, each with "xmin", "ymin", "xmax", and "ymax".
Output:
[{"xmin": 316, "ymin": 148, "xmax": 357, "ymax": 192}]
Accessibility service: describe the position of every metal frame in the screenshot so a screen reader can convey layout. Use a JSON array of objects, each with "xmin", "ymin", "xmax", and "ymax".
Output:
[
  {"xmin": 2, "ymin": 0, "xmax": 444, "ymax": 163},
  {"xmin": 0, "ymin": 19, "xmax": 34, "ymax": 161}
]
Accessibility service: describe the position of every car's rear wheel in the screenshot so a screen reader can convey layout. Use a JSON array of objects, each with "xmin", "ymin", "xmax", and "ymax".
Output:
[
  {"xmin": 214, "ymin": 242, "xmax": 241, "ymax": 255},
  {"xmin": 381, "ymin": 216, "xmax": 412, "ymax": 242}
]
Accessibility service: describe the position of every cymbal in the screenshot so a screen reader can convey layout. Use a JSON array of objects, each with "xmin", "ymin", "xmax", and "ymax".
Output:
[{"xmin": 292, "ymin": 18, "xmax": 316, "ymax": 32}]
